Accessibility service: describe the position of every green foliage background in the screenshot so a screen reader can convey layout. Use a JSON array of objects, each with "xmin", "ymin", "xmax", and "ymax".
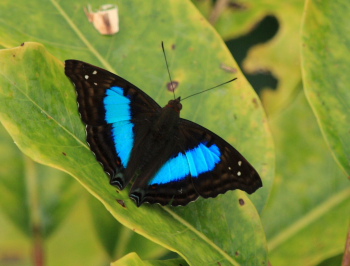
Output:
[{"xmin": 0, "ymin": 0, "xmax": 349, "ymax": 266}]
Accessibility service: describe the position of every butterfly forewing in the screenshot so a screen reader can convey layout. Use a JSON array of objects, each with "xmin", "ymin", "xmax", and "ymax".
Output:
[
  {"xmin": 65, "ymin": 60, "xmax": 161, "ymax": 188},
  {"xmin": 65, "ymin": 60, "xmax": 262, "ymax": 207}
]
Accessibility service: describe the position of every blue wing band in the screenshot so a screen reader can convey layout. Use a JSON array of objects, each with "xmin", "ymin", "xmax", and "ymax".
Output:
[
  {"xmin": 104, "ymin": 86, "xmax": 134, "ymax": 167},
  {"xmin": 149, "ymin": 143, "xmax": 221, "ymax": 185}
]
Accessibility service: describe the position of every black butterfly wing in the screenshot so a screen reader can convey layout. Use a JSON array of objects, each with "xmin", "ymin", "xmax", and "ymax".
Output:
[
  {"xmin": 65, "ymin": 60, "xmax": 161, "ymax": 188},
  {"xmin": 130, "ymin": 118, "xmax": 262, "ymax": 206}
]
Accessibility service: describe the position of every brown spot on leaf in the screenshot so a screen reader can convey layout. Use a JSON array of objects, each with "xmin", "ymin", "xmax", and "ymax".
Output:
[
  {"xmin": 252, "ymin": 98, "xmax": 259, "ymax": 108},
  {"xmin": 167, "ymin": 81, "xmax": 179, "ymax": 92},
  {"xmin": 220, "ymin": 63, "xmax": 237, "ymax": 73},
  {"xmin": 228, "ymin": 2, "xmax": 247, "ymax": 10},
  {"xmin": 116, "ymin": 199, "xmax": 126, "ymax": 208},
  {"xmin": 239, "ymin": 198, "xmax": 245, "ymax": 206}
]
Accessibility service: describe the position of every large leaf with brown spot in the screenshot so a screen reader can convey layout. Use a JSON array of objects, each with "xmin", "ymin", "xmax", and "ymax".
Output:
[{"xmin": 0, "ymin": 1, "xmax": 273, "ymax": 265}]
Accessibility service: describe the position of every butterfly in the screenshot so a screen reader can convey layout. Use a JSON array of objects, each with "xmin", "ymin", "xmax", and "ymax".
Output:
[{"xmin": 65, "ymin": 60, "xmax": 262, "ymax": 207}]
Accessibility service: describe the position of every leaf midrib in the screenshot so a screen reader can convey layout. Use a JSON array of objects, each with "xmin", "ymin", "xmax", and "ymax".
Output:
[
  {"xmin": 164, "ymin": 206, "xmax": 241, "ymax": 266},
  {"xmin": 0, "ymin": 62, "xmax": 89, "ymax": 150},
  {"xmin": 50, "ymin": 0, "xmax": 115, "ymax": 73},
  {"xmin": 268, "ymin": 187, "xmax": 350, "ymax": 251}
]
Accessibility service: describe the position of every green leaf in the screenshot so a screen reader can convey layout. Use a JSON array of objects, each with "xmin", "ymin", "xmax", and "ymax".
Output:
[
  {"xmin": 112, "ymin": 253, "xmax": 187, "ymax": 266},
  {"xmin": 192, "ymin": 0, "xmax": 306, "ymax": 115},
  {"xmin": 0, "ymin": 0, "xmax": 274, "ymax": 211},
  {"xmin": 262, "ymin": 91, "xmax": 350, "ymax": 266},
  {"xmin": 0, "ymin": 123, "xmax": 79, "ymax": 238},
  {"xmin": 0, "ymin": 40, "xmax": 267, "ymax": 266},
  {"xmin": 88, "ymin": 196, "xmax": 169, "ymax": 260},
  {"xmin": 0, "ymin": 0, "xmax": 273, "ymax": 264},
  {"xmin": 301, "ymin": 0, "xmax": 350, "ymax": 175},
  {"xmin": 46, "ymin": 195, "xmax": 113, "ymax": 266},
  {"xmin": 315, "ymin": 254, "xmax": 343, "ymax": 266},
  {"xmin": 0, "ymin": 123, "xmax": 28, "ymax": 234}
]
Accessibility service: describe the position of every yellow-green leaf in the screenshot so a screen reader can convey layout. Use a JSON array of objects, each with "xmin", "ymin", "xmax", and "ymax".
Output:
[
  {"xmin": 301, "ymin": 0, "xmax": 350, "ymax": 175},
  {"xmin": 262, "ymin": 91, "xmax": 350, "ymax": 266},
  {"xmin": 0, "ymin": 0, "xmax": 274, "ymax": 264}
]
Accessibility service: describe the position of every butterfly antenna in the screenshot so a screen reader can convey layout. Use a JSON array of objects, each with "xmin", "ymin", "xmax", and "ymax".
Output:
[
  {"xmin": 161, "ymin": 42, "xmax": 176, "ymax": 99},
  {"xmin": 181, "ymin": 78, "xmax": 237, "ymax": 101}
]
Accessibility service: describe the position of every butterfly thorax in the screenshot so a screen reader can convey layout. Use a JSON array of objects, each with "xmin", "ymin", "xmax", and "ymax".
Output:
[
  {"xmin": 150, "ymin": 97, "xmax": 182, "ymax": 139},
  {"xmin": 123, "ymin": 98, "xmax": 182, "ymax": 188}
]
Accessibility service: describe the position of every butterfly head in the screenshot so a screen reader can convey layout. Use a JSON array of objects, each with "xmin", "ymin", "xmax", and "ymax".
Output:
[{"xmin": 166, "ymin": 97, "xmax": 182, "ymax": 113}]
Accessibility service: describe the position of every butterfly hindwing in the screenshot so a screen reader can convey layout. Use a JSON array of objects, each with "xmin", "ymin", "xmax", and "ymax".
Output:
[
  {"xmin": 130, "ymin": 119, "xmax": 262, "ymax": 206},
  {"xmin": 65, "ymin": 60, "xmax": 161, "ymax": 188}
]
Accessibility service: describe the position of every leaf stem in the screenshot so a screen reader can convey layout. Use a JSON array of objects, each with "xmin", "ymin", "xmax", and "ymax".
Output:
[
  {"xmin": 25, "ymin": 156, "xmax": 45, "ymax": 266},
  {"xmin": 33, "ymin": 227, "xmax": 45, "ymax": 266}
]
